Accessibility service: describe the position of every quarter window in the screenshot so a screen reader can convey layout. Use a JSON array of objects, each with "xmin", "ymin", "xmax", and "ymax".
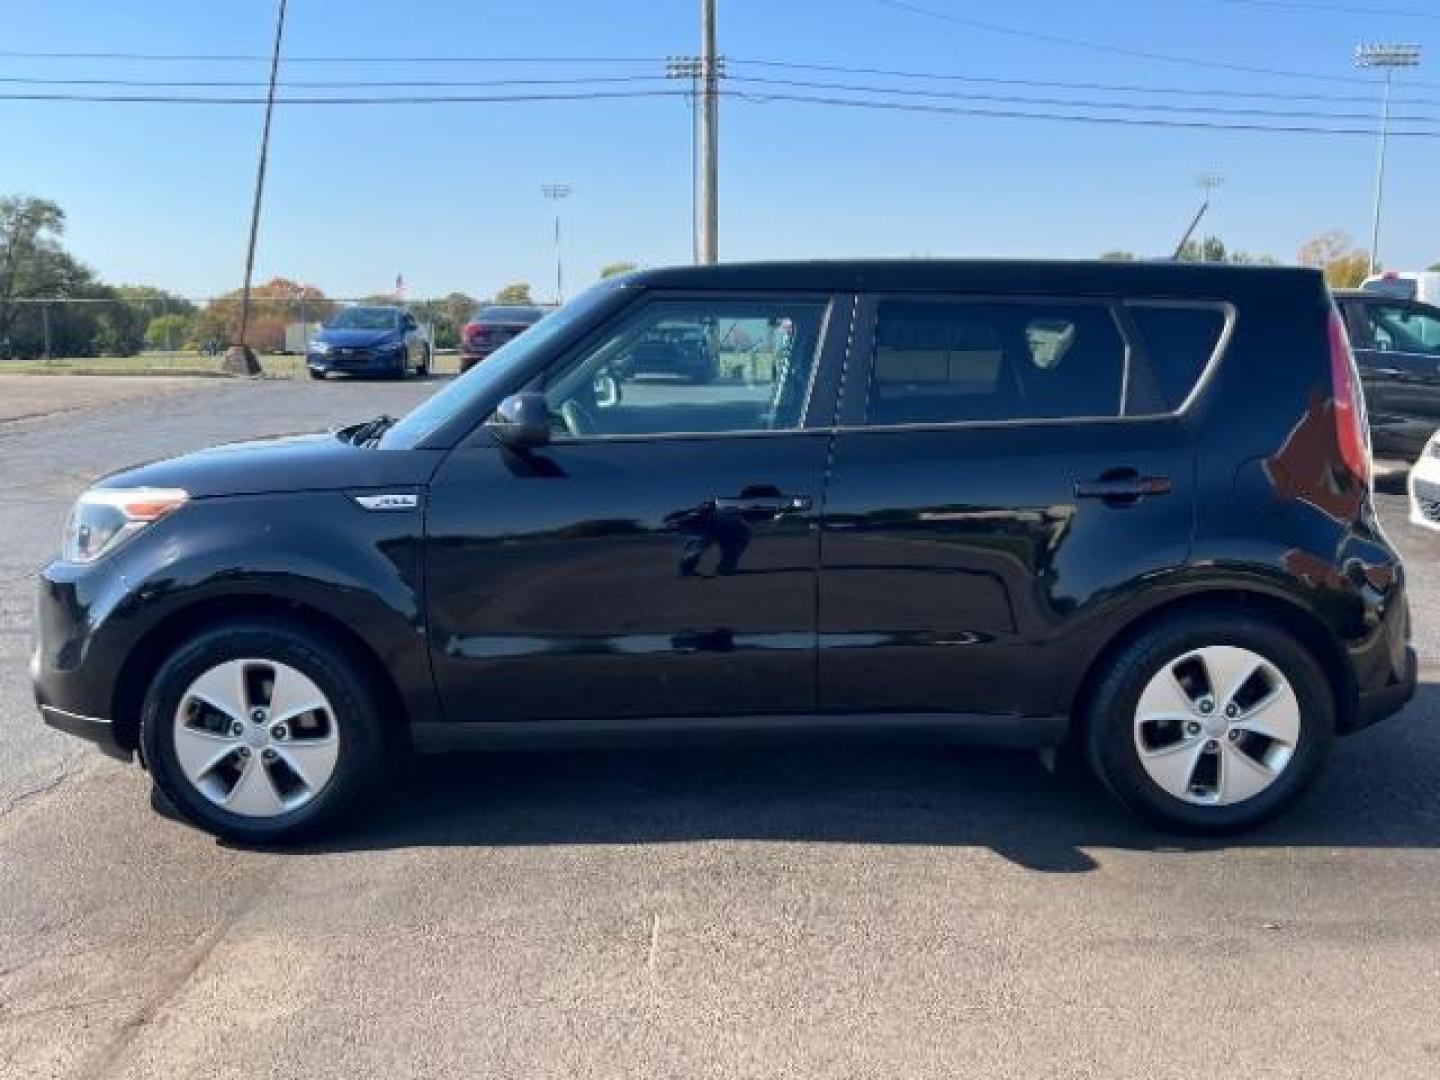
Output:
[
  {"xmin": 1127, "ymin": 304, "xmax": 1228, "ymax": 411},
  {"xmin": 544, "ymin": 299, "xmax": 826, "ymax": 438},
  {"xmin": 866, "ymin": 300, "xmax": 1126, "ymax": 425}
]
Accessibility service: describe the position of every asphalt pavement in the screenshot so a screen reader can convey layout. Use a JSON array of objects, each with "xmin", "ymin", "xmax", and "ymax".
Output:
[{"xmin": 1, "ymin": 374, "xmax": 1438, "ymax": 1079}]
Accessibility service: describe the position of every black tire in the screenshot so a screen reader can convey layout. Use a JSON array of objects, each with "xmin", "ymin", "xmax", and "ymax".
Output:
[
  {"xmin": 1083, "ymin": 610, "xmax": 1334, "ymax": 834},
  {"xmin": 417, "ymin": 345, "xmax": 431, "ymax": 377},
  {"xmin": 308, "ymin": 368, "xmax": 325, "ymax": 380},
  {"xmin": 139, "ymin": 621, "xmax": 388, "ymax": 844}
]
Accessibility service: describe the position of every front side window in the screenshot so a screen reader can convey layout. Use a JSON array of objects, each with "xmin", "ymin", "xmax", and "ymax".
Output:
[
  {"xmin": 1367, "ymin": 303, "xmax": 1440, "ymax": 355},
  {"xmin": 543, "ymin": 298, "xmax": 827, "ymax": 438},
  {"xmin": 865, "ymin": 300, "xmax": 1125, "ymax": 426}
]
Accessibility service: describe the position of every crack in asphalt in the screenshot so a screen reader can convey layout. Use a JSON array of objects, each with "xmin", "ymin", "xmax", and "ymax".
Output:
[{"xmin": 73, "ymin": 869, "xmax": 279, "ymax": 1080}]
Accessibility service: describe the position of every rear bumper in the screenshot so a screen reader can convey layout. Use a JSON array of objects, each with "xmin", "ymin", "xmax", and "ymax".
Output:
[{"xmin": 1352, "ymin": 645, "xmax": 1418, "ymax": 734}]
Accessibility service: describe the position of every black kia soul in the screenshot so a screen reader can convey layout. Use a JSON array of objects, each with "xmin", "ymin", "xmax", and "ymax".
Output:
[{"xmin": 33, "ymin": 261, "xmax": 1416, "ymax": 842}]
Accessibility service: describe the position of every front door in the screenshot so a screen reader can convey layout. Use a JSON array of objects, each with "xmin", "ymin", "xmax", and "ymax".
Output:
[
  {"xmin": 425, "ymin": 291, "xmax": 847, "ymax": 723},
  {"xmin": 818, "ymin": 294, "xmax": 1197, "ymax": 722}
]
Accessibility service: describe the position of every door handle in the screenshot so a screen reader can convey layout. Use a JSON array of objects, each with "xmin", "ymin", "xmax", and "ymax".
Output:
[
  {"xmin": 1074, "ymin": 469, "xmax": 1171, "ymax": 506},
  {"xmin": 713, "ymin": 494, "xmax": 812, "ymax": 514}
]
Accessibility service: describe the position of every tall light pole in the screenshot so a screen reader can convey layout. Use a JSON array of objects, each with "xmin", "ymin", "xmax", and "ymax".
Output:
[
  {"xmin": 1356, "ymin": 43, "xmax": 1422, "ymax": 276},
  {"xmin": 1194, "ymin": 172, "xmax": 1225, "ymax": 260},
  {"xmin": 541, "ymin": 183, "xmax": 571, "ymax": 304}
]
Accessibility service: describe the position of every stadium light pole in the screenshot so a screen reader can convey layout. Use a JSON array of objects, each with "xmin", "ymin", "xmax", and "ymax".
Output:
[
  {"xmin": 1355, "ymin": 43, "xmax": 1422, "ymax": 276},
  {"xmin": 541, "ymin": 183, "xmax": 572, "ymax": 304}
]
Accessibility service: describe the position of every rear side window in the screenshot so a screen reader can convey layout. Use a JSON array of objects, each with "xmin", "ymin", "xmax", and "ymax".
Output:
[
  {"xmin": 866, "ymin": 300, "xmax": 1125, "ymax": 425},
  {"xmin": 1127, "ymin": 304, "xmax": 1228, "ymax": 411}
]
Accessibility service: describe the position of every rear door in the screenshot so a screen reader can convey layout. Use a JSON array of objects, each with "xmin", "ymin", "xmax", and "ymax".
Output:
[{"xmin": 817, "ymin": 293, "xmax": 1205, "ymax": 722}]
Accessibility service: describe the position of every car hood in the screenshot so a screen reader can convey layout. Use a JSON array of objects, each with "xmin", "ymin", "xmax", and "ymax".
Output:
[
  {"xmin": 315, "ymin": 328, "xmax": 400, "ymax": 348},
  {"xmin": 95, "ymin": 432, "xmax": 442, "ymax": 499}
]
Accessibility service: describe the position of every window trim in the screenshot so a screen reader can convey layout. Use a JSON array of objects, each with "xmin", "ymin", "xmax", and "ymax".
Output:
[
  {"xmin": 835, "ymin": 293, "xmax": 1235, "ymax": 433},
  {"xmin": 535, "ymin": 290, "xmax": 842, "ymax": 444}
]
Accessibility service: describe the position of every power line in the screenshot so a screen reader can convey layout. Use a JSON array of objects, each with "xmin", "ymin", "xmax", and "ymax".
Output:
[
  {"xmin": 727, "ymin": 88, "xmax": 1440, "ymax": 137},
  {"xmin": 868, "ymin": 0, "xmax": 1387, "ymax": 84},
  {"xmin": 0, "ymin": 49, "xmax": 655, "ymax": 64},
  {"xmin": 0, "ymin": 89, "xmax": 691, "ymax": 105},
  {"xmin": 4, "ymin": 82, "xmax": 1435, "ymax": 137},
  {"xmin": 1187, "ymin": 0, "xmax": 1440, "ymax": 19},
  {"xmin": 0, "ymin": 74, "xmax": 669, "ymax": 90},
  {"xmin": 8, "ymin": 67, "xmax": 1440, "ymax": 107},
  {"xmin": 731, "ymin": 57, "xmax": 1439, "ymax": 104},
  {"xmin": 728, "ymin": 74, "xmax": 1440, "ymax": 123}
]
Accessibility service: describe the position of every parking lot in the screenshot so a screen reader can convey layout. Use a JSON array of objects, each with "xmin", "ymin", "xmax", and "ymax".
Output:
[{"xmin": 2, "ymin": 373, "xmax": 1440, "ymax": 1079}]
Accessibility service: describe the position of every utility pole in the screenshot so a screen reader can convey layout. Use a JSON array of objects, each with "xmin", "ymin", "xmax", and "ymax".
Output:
[
  {"xmin": 666, "ymin": 4, "xmax": 725, "ymax": 265},
  {"xmin": 698, "ymin": 0, "xmax": 719, "ymax": 264},
  {"xmin": 230, "ymin": 0, "xmax": 287, "ymax": 376},
  {"xmin": 1356, "ymin": 43, "xmax": 1422, "ymax": 276},
  {"xmin": 541, "ymin": 183, "xmax": 571, "ymax": 304}
]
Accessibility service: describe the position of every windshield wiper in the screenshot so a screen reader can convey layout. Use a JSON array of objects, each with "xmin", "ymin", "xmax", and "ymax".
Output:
[{"xmin": 343, "ymin": 414, "xmax": 397, "ymax": 447}]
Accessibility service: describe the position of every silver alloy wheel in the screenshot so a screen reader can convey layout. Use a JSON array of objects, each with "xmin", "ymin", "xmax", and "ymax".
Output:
[
  {"xmin": 172, "ymin": 658, "xmax": 340, "ymax": 817},
  {"xmin": 1132, "ymin": 645, "xmax": 1301, "ymax": 807}
]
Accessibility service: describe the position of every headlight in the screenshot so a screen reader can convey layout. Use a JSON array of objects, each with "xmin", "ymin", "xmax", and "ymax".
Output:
[
  {"xmin": 62, "ymin": 488, "xmax": 188, "ymax": 564},
  {"xmin": 309, "ymin": 340, "xmax": 331, "ymax": 354}
]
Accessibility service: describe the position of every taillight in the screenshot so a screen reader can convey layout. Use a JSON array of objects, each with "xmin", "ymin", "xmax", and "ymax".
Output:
[
  {"xmin": 1328, "ymin": 306, "xmax": 1371, "ymax": 487},
  {"xmin": 462, "ymin": 322, "xmax": 482, "ymax": 342}
]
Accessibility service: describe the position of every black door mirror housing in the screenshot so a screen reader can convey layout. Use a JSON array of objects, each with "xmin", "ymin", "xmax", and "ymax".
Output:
[{"xmin": 488, "ymin": 392, "xmax": 551, "ymax": 449}]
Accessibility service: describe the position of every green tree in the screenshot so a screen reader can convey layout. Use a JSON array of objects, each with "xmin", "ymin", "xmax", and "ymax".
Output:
[
  {"xmin": 1427, "ymin": 262, "xmax": 1440, "ymax": 272},
  {"xmin": 495, "ymin": 282, "xmax": 533, "ymax": 304},
  {"xmin": 145, "ymin": 312, "xmax": 194, "ymax": 351},
  {"xmin": 600, "ymin": 262, "xmax": 638, "ymax": 279},
  {"xmin": 0, "ymin": 196, "xmax": 66, "ymax": 355},
  {"xmin": 1098, "ymin": 251, "xmax": 1138, "ymax": 262}
]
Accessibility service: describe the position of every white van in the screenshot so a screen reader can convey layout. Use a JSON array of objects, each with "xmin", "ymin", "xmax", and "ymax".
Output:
[{"xmin": 1362, "ymin": 270, "xmax": 1440, "ymax": 306}]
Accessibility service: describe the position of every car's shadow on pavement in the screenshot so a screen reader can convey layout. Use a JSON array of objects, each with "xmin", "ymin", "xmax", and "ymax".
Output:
[{"xmin": 262, "ymin": 683, "xmax": 1440, "ymax": 873}]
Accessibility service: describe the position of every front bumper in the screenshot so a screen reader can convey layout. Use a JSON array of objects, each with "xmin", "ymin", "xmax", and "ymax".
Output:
[
  {"xmin": 38, "ymin": 703, "xmax": 131, "ymax": 761},
  {"xmin": 307, "ymin": 345, "xmax": 405, "ymax": 374},
  {"xmin": 1353, "ymin": 645, "xmax": 1418, "ymax": 733}
]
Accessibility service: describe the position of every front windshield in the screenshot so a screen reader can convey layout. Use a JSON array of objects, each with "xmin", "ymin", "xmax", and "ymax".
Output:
[
  {"xmin": 326, "ymin": 306, "xmax": 399, "ymax": 331},
  {"xmin": 381, "ymin": 283, "xmax": 622, "ymax": 448}
]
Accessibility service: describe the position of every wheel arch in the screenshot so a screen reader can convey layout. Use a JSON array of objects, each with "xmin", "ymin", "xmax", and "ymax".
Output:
[
  {"xmin": 1067, "ymin": 587, "xmax": 1358, "ymax": 738},
  {"xmin": 111, "ymin": 594, "xmax": 412, "ymax": 754}
]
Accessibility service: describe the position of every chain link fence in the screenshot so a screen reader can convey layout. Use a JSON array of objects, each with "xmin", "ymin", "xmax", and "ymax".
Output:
[{"xmin": 0, "ymin": 295, "xmax": 478, "ymax": 376}]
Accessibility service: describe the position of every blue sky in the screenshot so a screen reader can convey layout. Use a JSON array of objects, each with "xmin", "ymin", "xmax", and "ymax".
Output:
[{"xmin": 2, "ymin": 0, "xmax": 1436, "ymax": 301}]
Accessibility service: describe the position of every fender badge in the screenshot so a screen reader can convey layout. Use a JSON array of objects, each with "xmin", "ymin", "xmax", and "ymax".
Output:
[{"xmin": 353, "ymin": 493, "xmax": 419, "ymax": 512}]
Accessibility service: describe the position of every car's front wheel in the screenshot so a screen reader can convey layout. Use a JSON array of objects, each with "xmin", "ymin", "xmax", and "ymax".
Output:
[
  {"xmin": 1084, "ymin": 611, "xmax": 1334, "ymax": 833},
  {"xmin": 139, "ymin": 621, "xmax": 387, "ymax": 843},
  {"xmin": 416, "ymin": 345, "xmax": 431, "ymax": 377}
]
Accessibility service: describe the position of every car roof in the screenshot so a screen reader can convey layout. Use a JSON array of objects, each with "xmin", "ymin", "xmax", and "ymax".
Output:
[{"xmin": 618, "ymin": 258, "xmax": 1321, "ymax": 295}]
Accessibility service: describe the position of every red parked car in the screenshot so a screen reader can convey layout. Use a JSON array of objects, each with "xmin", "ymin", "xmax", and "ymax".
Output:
[{"xmin": 459, "ymin": 305, "xmax": 548, "ymax": 372}]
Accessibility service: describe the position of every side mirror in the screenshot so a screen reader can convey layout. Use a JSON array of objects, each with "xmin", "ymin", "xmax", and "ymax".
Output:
[{"xmin": 487, "ymin": 392, "xmax": 551, "ymax": 449}]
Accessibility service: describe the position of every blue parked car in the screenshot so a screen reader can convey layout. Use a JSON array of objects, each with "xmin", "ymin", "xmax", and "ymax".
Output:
[{"xmin": 307, "ymin": 306, "xmax": 430, "ymax": 380}]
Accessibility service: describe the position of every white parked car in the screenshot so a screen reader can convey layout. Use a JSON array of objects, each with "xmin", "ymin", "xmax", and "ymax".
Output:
[
  {"xmin": 1408, "ymin": 431, "xmax": 1440, "ymax": 531},
  {"xmin": 1363, "ymin": 270, "xmax": 1440, "ymax": 308}
]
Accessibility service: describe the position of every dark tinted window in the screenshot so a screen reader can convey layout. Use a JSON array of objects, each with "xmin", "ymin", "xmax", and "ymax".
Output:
[
  {"xmin": 477, "ymin": 305, "xmax": 545, "ymax": 323},
  {"xmin": 1362, "ymin": 277, "xmax": 1417, "ymax": 301},
  {"xmin": 866, "ymin": 300, "xmax": 1125, "ymax": 425},
  {"xmin": 1128, "ymin": 304, "xmax": 1227, "ymax": 411}
]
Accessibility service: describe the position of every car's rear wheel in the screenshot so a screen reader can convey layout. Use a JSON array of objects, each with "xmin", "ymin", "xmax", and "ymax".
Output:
[
  {"xmin": 1084, "ymin": 611, "xmax": 1334, "ymax": 833},
  {"xmin": 139, "ymin": 621, "xmax": 387, "ymax": 844},
  {"xmin": 308, "ymin": 368, "xmax": 325, "ymax": 380}
]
